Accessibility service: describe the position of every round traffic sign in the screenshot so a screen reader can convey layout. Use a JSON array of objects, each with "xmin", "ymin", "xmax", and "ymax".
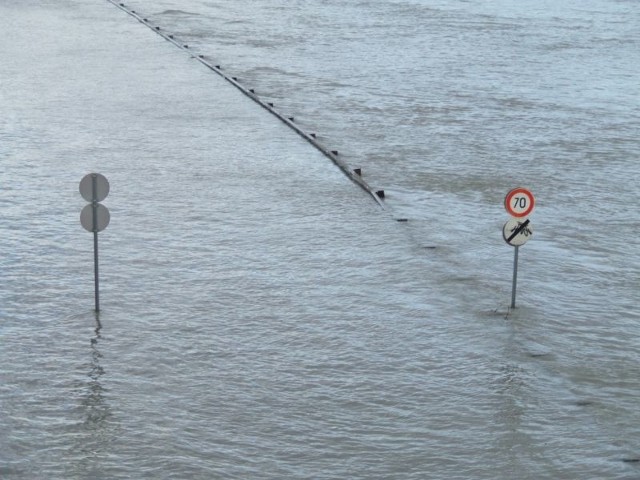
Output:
[
  {"xmin": 502, "ymin": 217, "xmax": 533, "ymax": 246},
  {"xmin": 504, "ymin": 187, "xmax": 535, "ymax": 218},
  {"xmin": 79, "ymin": 173, "xmax": 110, "ymax": 203},
  {"xmin": 80, "ymin": 204, "xmax": 111, "ymax": 232}
]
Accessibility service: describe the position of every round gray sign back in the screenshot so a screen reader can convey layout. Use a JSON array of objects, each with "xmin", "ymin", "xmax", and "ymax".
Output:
[
  {"xmin": 79, "ymin": 173, "xmax": 110, "ymax": 203},
  {"xmin": 80, "ymin": 204, "xmax": 111, "ymax": 232}
]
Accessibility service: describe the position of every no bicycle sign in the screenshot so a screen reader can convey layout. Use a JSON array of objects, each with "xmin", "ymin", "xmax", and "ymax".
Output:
[{"xmin": 502, "ymin": 217, "xmax": 533, "ymax": 247}]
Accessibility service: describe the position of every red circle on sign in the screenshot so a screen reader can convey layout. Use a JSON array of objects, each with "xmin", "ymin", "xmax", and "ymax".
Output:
[{"xmin": 504, "ymin": 187, "xmax": 535, "ymax": 218}]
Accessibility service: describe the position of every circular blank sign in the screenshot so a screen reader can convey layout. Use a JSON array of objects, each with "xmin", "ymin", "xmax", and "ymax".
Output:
[
  {"xmin": 80, "ymin": 204, "xmax": 111, "ymax": 232},
  {"xmin": 79, "ymin": 173, "xmax": 110, "ymax": 203}
]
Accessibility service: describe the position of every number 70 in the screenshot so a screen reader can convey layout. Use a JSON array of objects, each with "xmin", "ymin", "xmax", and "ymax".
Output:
[{"xmin": 513, "ymin": 196, "xmax": 527, "ymax": 208}]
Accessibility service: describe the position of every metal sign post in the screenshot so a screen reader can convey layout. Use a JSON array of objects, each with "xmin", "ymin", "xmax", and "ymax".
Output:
[
  {"xmin": 511, "ymin": 246, "xmax": 519, "ymax": 309},
  {"xmin": 502, "ymin": 188, "xmax": 535, "ymax": 309},
  {"xmin": 79, "ymin": 173, "xmax": 110, "ymax": 312}
]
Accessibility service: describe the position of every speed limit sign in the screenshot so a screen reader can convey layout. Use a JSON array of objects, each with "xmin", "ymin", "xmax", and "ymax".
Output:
[{"xmin": 504, "ymin": 187, "xmax": 535, "ymax": 218}]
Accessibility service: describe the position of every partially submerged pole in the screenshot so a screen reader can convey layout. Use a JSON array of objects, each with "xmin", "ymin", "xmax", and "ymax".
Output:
[
  {"xmin": 511, "ymin": 245, "xmax": 519, "ymax": 309},
  {"xmin": 79, "ymin": 173, "xmax": 111, "ymax": 313}
]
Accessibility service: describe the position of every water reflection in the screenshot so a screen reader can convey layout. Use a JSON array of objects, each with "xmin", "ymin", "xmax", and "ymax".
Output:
[
  {"xmin": 84, "ymin": 315, "xmax": 109, "ymax": 427},
  {"xmin": 492, "ymin": 360, "xmax": 529, "ymax": 470},
  {"xmin": 68, "ymin": 314, "xmax": 117, "ymax": 478}
]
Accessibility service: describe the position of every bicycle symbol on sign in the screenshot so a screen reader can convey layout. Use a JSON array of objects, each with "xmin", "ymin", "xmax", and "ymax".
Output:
[{"xmin": 510, "ymin": 223, "xmax": 532, "ymax": 237}]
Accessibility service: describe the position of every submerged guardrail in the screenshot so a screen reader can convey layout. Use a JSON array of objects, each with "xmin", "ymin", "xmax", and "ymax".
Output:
[{"xmin": 106, "ymin": 1, "xmax": 386, "ymax": 208}]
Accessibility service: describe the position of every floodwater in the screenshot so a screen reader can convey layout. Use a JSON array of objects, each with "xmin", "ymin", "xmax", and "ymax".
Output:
[{"xmin": 1, "ymin": 0, "xmax": 639, "ymax": 478}]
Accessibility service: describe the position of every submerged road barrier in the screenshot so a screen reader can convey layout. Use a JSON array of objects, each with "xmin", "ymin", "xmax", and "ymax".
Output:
[{"xmin": 107, "ymin": 1, "xmax": 385, "ymax": 208}]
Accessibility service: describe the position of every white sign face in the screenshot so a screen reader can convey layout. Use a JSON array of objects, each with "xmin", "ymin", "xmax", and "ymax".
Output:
[
  {"xmin": 80, "ymin": 204, "xmax": 111, "ymax": 232},
  {"xmin": 502, "ymin": 218, "xmax": 533, "ymax": 246},
  {"xmin": 79, "ymin": 173, "xmax": 110, "ymax": 203},
  {"xmin": 504, "ymin": 187, "xmax": 535, "ymax": 218}
]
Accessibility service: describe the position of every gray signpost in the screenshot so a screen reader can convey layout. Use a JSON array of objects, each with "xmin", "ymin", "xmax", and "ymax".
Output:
[
  {"xmin": 503, "ymin": 188, "xmax": 535, "ymax": 309},
  {"xmin": 79, "ymin": 173, "xmax": 110, "ymax": 312}
]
